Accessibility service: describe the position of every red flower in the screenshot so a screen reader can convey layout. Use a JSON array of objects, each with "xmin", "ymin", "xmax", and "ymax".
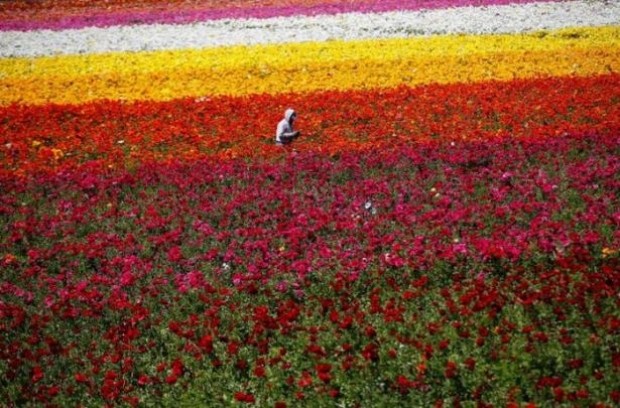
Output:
[
  {"xmin": 298, "ymin": 371, "xmax": 313, "ymax": 388},
  {"xmin": 198, "ymin": 334, "xmax": 213, "ymax": 353},
  {"xmin": 444, "ymin": 360, "xmax": 457, "ymax": 379},
  {"xmin": 464, "ymin": 357, "xmax": 476, "ymax": 371},
  {"xmin": 74, "ymin": 372, "xmax": 88, "ymax": 383},
  {"xmin": 567, "ymin": 358, "xmax": 583, "ymax": 370},
  {"xmin": 122, "ymin": 396, "xmax": 140, "ymax": 407},
  {"xmin": 536, "ymin": 376, "xmax": 563, "ymax": 389},
  {"xmin": 612, "ymin": 353, "xmax": 620, "ymax": 368},
  {"xmin": 167, "ymin": 246, "xmax": 182, "ymax": 262},
  {"xmin": 575, "ymin": 388, "xmax": 589, "ymax": 399},
  {"xmin": 48, "ymin": 385, "xmax": 60, "ymax": 397},
  {"xmin": 396, "ymin": 375, "xmax": 419, "ymax": 394},
  {"xmin": 137, "ymin": 375, "xmax": 150, "ymax": 386},
  {"xmin": 171, "ymin": 359, "xmax": 184, "ymax": 377},
  {"xmin": 306, "ymin": 344, "xmax": 326, "ymax": 357},
  {"xmin": 235, "ymin": 359, "xmax": 248, "ymax": 371},
  {"xmin": 227, "ymin": 341, "xmax": 240, "ymax": 355},
  {"xmin": 362, "ymin": 343, "xmax": 379, "ymax": 362},
  {"xmin": 412, "ymin": 276, "xmax": 429, "ymax": 288},
  {"xmin": 234, "ymin": 392, "xmax": 255, "ymax": 403},
  {"xmin": 316, "ymin": 363, "xmax": 332, "ymax": 383},
  {"xmin": 31, "ymin": 366, "xmax": 44, "ymax": 383},
  {"xmin": 249, "ymin": 363, "xmax": 263, "ymax": 378},
  {"xmin": 364, "ymin": 325, "xmax": 377, "ymax": 338},
  {"xmin": 553, "ymin": 387, "xmax": 564, "ymax": 402},
  {"xmin": 328, "ymin": 387, "xmax": 340, "ymax": 398}
]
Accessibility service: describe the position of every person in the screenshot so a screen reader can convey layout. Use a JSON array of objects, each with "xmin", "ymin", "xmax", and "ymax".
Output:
[{"xmin": 275, "ymin": 108, "xmax": 300, "ymax": 146}]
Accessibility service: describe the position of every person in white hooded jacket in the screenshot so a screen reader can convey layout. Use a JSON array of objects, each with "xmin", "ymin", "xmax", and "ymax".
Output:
[{"xmin": 275, "ymin": 108, "xmax": 301, "ymax": 145}]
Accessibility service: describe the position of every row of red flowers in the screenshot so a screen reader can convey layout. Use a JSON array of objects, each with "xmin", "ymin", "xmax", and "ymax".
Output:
[
  {"xmin": 2, "ymin": 74, "xmax": 619, "ymax": 180},
  {"xmin": 1, "ymin": 131, "xmax": 618, "ymax": 406}
]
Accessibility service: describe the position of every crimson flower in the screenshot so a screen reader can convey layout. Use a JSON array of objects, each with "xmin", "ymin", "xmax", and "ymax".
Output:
[
  {"xmin": 74, "ymin": 372, "xmax": 89, "ymax": 383},
  {"xmin": 298, "ymin": 371, "xmax": 313, "ymax": 388},
  {"xmin": 444, "ymin": 361, "xmax": 457, "ymax": 379},
  {"xmin": 31, "ymin": 366, "xmax": 44, "ymax": 383},
  {"xmin": 234, "ymin": 392, "xmax": 255, "ymax": 403},
  {"xmin": 316, "ymin": 363, "xmax": 332, "ymax": 383}
]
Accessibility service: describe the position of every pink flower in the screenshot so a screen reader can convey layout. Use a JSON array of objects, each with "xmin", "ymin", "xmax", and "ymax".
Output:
[
  {"xmin": 501, "ymin": 171, "xmax": 513, "ymax": 182},
  {"xmin": 275, "ymin": 280, "xmax": 288, "ymax": 293}
]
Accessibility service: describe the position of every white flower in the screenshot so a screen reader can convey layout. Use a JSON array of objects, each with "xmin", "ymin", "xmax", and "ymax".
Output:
[
  {"xmin": 364, "ymin": 200, "xmax": 378, "ymax": 215},
  {"xmin": 2, "ymin": 1, "xmax": 617, "ymax": 58}
]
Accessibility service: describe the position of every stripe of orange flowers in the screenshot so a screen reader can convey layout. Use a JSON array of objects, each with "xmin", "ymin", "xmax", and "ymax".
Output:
[{"xmin": 1, "ymin": 74, "xmax": 618, "ymax": 179}]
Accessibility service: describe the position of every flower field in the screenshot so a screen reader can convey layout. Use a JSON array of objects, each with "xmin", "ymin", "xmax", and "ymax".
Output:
[{"xmin": 1, "ymin": 0, "xmax": 619, "ymax": 406}]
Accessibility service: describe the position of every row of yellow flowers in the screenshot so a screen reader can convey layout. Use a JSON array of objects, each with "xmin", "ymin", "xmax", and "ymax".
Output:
[{"xmin": 1, "ymin": 26, "xmax": 619, "ymax": 106}]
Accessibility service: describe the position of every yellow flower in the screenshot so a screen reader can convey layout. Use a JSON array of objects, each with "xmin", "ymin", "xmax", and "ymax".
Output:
[
  {"xmin": 51, "ymin": 148, "xmax": 64, "ymax": 160},
  {"xmin": 1, "ymin": 26, "xmax": 618, "ymax": 106}
]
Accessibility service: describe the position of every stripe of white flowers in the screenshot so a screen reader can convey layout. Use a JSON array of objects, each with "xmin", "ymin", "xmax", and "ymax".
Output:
[{"xmin": 0, "ymin": 0, "xmax": 618, "ymax": 58}]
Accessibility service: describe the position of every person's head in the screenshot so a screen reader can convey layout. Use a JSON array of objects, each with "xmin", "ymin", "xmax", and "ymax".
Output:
[{"xmin": 285, "ymin": 108, "xmax": 297, "ymax": 124}]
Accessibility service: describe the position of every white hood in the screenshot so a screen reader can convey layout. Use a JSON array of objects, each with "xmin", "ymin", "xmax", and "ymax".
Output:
[{"xmin": 284, "ymin": 108, "xmax": 296, "ymax": 123}]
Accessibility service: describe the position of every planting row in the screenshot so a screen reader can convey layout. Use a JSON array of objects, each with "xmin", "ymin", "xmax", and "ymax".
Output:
[
  {"xmin": 0, "ymin": 0, "xmax": 553, "ymax": 31},
  {"xmin": 4, "ymin": 1, "xmax": 617, "ymax": 58},
  {"xmin": 2, "ymin": 26, "xmax": 619, "ymax": 106},
  {"xmin": 2, "ymin": 74, "xmax": 619, "ymax": 178},
  {"xmin": 1, "ymin": 132, "xmax": 618, "ymax": 406}
]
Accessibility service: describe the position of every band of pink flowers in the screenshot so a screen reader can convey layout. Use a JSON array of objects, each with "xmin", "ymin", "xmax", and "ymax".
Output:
[{"xmin": 0, "ymin": 0, "xmax": 554, "ymax": 31}]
